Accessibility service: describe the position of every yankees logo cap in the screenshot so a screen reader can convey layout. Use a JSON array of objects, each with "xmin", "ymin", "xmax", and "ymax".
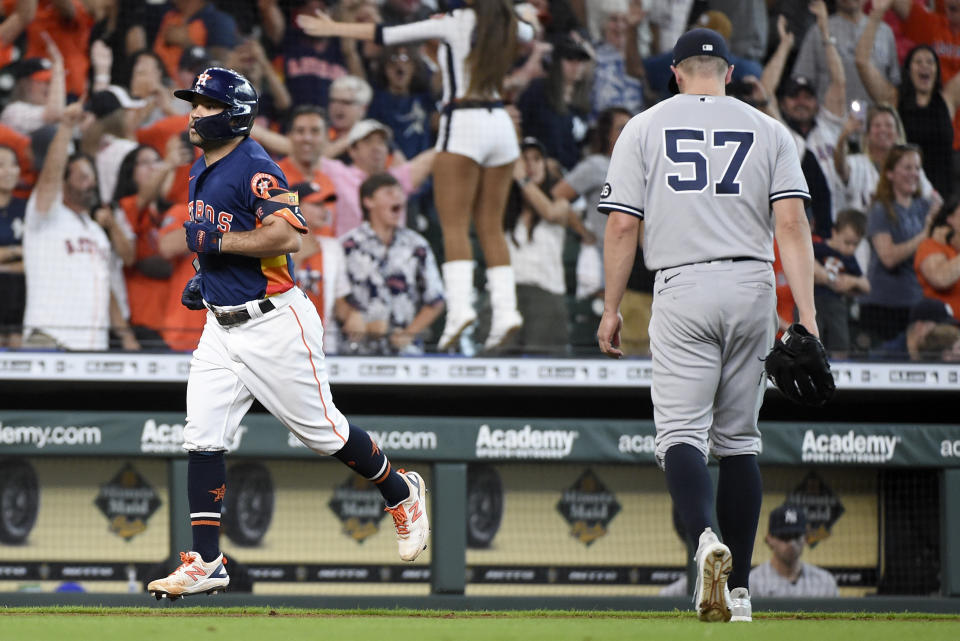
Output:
[
  {"xmin": 672, "ymin": 27, "xmax": 732, "ymax": 66},
  {"xmin": 768, "ymin": 503, "xmax": 807, "ymax": 539}
]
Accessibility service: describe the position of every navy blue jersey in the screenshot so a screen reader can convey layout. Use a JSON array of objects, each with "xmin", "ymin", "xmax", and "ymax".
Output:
[
  {"xmin": 189, "ymin": 137, "xmax": 306, "ymax": 305},
  {"xmin": 0, "ymin": 197, "xmax": 26, "ymax": 247},
  {"xmin": 813, "ymin": 240, "xmax": 863, "ymax": 299}
]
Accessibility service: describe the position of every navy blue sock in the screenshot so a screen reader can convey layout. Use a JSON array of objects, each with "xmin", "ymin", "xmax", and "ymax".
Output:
[
  {"xmin": 187, "ymin": 451, "xmax": 225, "ymax": 563},
  {"xmin": 663, "ymin": 444, "xmax": 715, "ymax": 550},
  {"xmin": 717, "ymin": 454, "xmax": 762, "ymax": 591},
  {"xmin": 333, "ymin": 424, "xmax": 409, "ymax": 506}
]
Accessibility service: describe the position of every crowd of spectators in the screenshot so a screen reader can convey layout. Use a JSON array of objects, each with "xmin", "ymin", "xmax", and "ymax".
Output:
[{"xmin": 1, "ymin": 0, "xmax": 960, "ymax": 361}]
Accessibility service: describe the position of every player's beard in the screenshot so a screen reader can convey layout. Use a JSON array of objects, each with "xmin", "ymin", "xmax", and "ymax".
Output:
[{"xmin": 192, "ymin": 132, "xmax": 237, "ymax": 153}]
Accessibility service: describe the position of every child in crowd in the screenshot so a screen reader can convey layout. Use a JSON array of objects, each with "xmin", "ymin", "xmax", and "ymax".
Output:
[{"xmin": 814, "ymin": 208, "xmax": 871, "ymax": 356}]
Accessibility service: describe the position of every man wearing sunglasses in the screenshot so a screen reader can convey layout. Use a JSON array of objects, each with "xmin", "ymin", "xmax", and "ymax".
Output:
[
  {"xmin": 340, "ymin": 172, "xmax": 445, "ymax": 355},
  {"xmin": 748, "ymin": 503, "xmax": 839, "ymax": 597}
]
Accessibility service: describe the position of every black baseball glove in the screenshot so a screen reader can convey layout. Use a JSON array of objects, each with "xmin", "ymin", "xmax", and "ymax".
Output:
[
  {"xmin": 181, "ymin": 273, "xmax": 205, "ymax": 310},
  {"xmin": 763, "ymin": 323, "xmax": 836, "ymax": 407}
]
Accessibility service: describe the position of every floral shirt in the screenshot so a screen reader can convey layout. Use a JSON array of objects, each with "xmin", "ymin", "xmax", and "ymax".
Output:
[{"xmin": 341, "ymin": 222, "xmax": 444, "ymax": 334}]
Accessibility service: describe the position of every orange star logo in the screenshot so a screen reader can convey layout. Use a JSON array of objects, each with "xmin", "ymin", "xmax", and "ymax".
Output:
[{"xmin": 209, "ymin": 484, "xmax": 226, "ymax": 502}]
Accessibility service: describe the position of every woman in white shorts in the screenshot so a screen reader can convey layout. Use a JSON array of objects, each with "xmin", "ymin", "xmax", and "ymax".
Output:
[{"xmin": 298, "ymin": 1, "xmax": 535, "ymax": 352}]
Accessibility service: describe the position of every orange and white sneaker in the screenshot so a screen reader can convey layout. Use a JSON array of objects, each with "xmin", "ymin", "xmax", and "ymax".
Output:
[
  {"xmin": 693, "ymin": 527, "xmax": 733, "ymax": 622},
  {"xmin": 147, "ymin": 551, "xmax": 229, "ymax": 600},
  {"xmin": 385, "ymin": 470, "xmax": 430, "ymax": 562}
]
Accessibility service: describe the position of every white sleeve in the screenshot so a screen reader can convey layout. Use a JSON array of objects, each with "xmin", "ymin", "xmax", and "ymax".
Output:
[
  {"xmin": 770, "ymin": 122, "xmax": 810, "ymax": 203},
  {"xmin": 597, "ymin": 116, "xmax": 645, "ymax": 218},
  {"xmin": 379, "ymin": 12, "xmax": 459, "ymax": 45}
]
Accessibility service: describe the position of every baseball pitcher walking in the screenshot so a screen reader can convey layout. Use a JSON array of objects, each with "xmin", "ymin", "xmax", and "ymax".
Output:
[
  {"xmin": 147, "ymin": 68, "xmax": 429, "ymax": 600},
  {"xmin": 597, "ymin": 29, "xmax": 823, "ymax": 622}
]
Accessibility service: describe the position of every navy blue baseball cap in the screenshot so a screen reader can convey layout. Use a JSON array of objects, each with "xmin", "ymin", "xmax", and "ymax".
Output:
[
  {"xmin": 672, "ymin": 28, "xmax": 732, "ymax": 66},
  {"xmin": 909, "ymin": 298, "xmax": 960, "ymax": 326},
  {"xmin": 768, "ymin": 503, "xmax": 807, "ymax": 539}
]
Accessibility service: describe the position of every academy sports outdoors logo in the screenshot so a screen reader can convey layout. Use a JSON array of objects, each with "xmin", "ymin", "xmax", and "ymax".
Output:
[
  {"xmin": 801, "ymin": 429, "xmax": 900, "ymax": 463},
  {"xmin": 475, "ymin": 424, "xmax": 578, "ymax": 459},
  {"xmin": 141, "ymin": 419, "xmax": 246, "ymax": 453}
]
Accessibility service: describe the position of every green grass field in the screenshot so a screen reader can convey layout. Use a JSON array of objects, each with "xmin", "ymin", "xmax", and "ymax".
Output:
[{"xmin": 0, "ymin": 608, "xmax": 957, "ymax": 641}]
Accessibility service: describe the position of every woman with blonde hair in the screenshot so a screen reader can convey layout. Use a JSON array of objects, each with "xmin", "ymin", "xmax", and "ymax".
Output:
[
  {"xmin": 859, "ymin": 144, "xmax": 937, "ymax": 348},
  {"xmin": 834, "ymin": 103, "xmax": 935, "ymax": 214},
  {"xmin": 298, "ymin": 1, "xmax": 535, "ymax": 352}
]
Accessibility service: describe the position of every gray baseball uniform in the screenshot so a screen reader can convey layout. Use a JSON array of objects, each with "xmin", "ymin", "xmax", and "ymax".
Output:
[
  {"xmin": 598, "ymin": 93, "xmax": 809, "ymax": 464},
  {"xmin": 748, "ymin": 561, "xmax": 839, "ymax": 597}
]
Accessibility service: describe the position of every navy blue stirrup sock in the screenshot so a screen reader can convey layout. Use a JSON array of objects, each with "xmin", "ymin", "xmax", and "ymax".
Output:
[
  {"xmin": 663, "ymin": 444, "xmax": 715, "ymax": 549},
  {"xmin": 333, "ymin": 424, "xmax": 409, "ymax": 506},
  {"xmin": 187, "ymin": 451, "xmax": 225, "ymax": 563},
  {"xmin": 717, "ymin": 454, "xmax": 762, "ymax": 590}
]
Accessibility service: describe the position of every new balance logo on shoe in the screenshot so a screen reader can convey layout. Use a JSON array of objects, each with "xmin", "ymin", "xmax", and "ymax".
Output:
[
  {"xmin": 183, "ymin": 564, "xmax": 207, "ymax": 582},
  {"xmin": 409, "ymin": 501, "xmax": 423, "ymax": 523},
  {"xmin": 385, "ymin": 470, "xmax": 431, "ymax": 562},
  {"xmin": 147, "ymin": 551, "xmax": 229, "ymax": 601}
]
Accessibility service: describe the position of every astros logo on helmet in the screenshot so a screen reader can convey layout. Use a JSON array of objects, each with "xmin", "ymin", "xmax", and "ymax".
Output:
[{"xmin": 174, "ymin": 67, "xmax": 259, "ymax": 141}]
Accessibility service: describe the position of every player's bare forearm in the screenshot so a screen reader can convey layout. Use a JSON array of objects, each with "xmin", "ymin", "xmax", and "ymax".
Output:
[
  {"xmin": 773, "ymin": 198, "xmax": 818, "ymax": 334},
  {"xmin": 602, "ymin": 212, "xmax": 640, "ymax": 314},
  {"xmin": 219, "ymin": 216, "xmax": 302, "ymax": 257}
]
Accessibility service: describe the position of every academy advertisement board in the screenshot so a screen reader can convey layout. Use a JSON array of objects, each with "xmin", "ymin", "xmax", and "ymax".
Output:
[{"xmin": 1, "ymin": 412, "xmax": 959, "ymax": 467}]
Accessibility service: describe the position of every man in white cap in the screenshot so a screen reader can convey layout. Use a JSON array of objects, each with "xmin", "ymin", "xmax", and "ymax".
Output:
[
  {"xmin": 83, "ymin": 85, "xmax": 148, "ymax": 204},
  {"xmin": 320, "ymin": 118, "xmax": 435, "ymax": 237}
]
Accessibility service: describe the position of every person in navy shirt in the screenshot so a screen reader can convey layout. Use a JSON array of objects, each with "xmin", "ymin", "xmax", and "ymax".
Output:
[
  {"xmin": 367, "ymin": 45, "xmax": 436, "ymax": 161},
  {"xmin": 0, "ymin": 145, "xmax": 26, "ymax": 348},
  {"xmin": 813, "ymin": 208, "xmax": 870, "ymax": 356}
]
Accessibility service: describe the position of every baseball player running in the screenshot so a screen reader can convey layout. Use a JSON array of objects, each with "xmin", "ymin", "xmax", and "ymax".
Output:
[
  {"xmin": 147, "ymin": 68, "xmax": 429, "ymax": 600},
  {"xmin": 597, "ymin": 29, "xmax": 818, "ymax": 622}
]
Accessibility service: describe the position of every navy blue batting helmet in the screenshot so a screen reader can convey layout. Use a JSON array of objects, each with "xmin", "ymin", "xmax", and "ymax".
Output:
[{"xmin": 174, "ymin": 67, "xmax": 258, "ymax": 141}]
